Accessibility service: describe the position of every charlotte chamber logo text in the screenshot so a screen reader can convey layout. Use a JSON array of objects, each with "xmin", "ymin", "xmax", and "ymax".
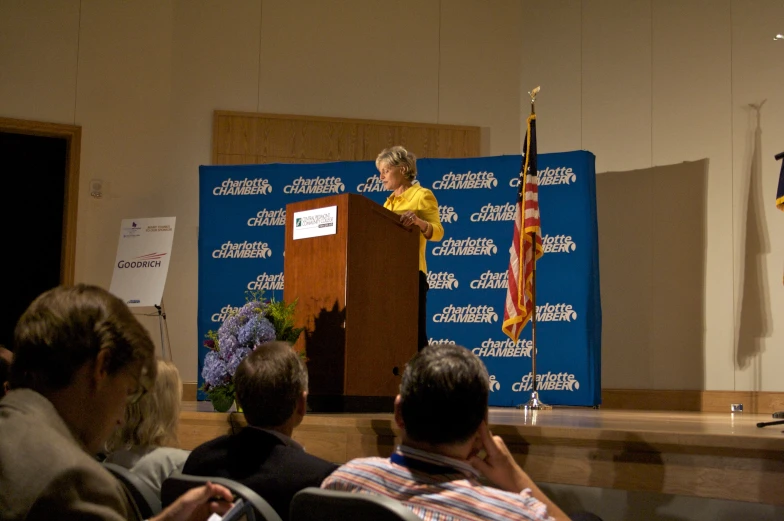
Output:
[
  {"xmin": 212, "ymin": 241, "xmax": 272, "ymax": 259},
  {"xmin": 356, "ymin": 176, "xmax": 385, "ymax": 193},
  {"xmin": 284, "ymin": 176, "xmax": 345, "ymax": 195},
  {"xmin": 470, "ymin": 270, "xmax": 507, "ymax": 289},
  {"xmin": 470, "ymin": 203, "xmax": 515, "ymax": 222},
  {"xmin": 247, "ymin": 209, "xmax": 286, "ymax": 226},
  {"xmin": 247, "ymin": 272, "xmax": 284, "ymax": 291},
  {"xmin": 489, "ymin": 375, "xmax": 501, "ymax": 392},
  {"xmin": 509, "ymin": 166, "xmax": 576, "ymax": 187},
  {"xmin": 472, "ymin": 338, "xmax": 533, "ymax": 358},
  {"xmin": 213, "ymin": 178, "xmax": 272, "ymax": 196},
  {"xmin": 211, "ymin": 305, "xmax": 241, "ymax": 322},
  {"xmin": 427, "ymin": 272, "xmax": 459, "ymax": 290},
  {"xmin": 537, "ymin": 303, "xmax": 577, "ymax": 322},
  {"xmin": 439, "ymin": 206, "xmax": 459, "ymax": 223},
  {"xmin": 433, "ymin": 304, "xmax": 498, "ymax": 324},
  {"xmin": 432, "ymin": 237, "xmax": 497, "ymax": 256},
  {"xmin": 512, "ymin": 372, "xmax": 580, "ymax": 392},
  {"xmin": 432, "ymin": 171, "xmax": 498, "ymax": 190},
  {"xmin": 428, "ymin": 338, "xmax": 457, "ymax": 345},
  {"xmin": 542, "ymin": 234, "xmax": 576, "ymax": 253}
]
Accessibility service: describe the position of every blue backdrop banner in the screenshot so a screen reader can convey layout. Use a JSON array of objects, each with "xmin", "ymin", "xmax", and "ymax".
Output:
[{"xmin": 198, "ymin": 151, "xmax": 601, "ymax": 406}]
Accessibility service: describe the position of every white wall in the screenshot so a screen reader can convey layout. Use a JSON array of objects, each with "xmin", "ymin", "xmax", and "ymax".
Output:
[
  {"xmin": 0, "ymin": 0, "xmax": 523, "ymax": 383},
  {"xmin": 522, "ymin": 0, "xmax": 784, "ymax": 391},
  {"xmin": 1, "ymin": 0, "xmax": 781, "ymax": 391}
]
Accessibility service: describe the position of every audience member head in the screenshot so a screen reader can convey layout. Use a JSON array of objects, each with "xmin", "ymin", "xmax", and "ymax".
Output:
[
  {"xmin": 0, "ymin": 345, "xmax": 12, "ymax": 365},
  {"xmin": 376, "ymin": 145, "xmax": 418, "ymax": 181},
  {"xmin": 10, "ymin": 284, "xmax": 156, "ymax": 453},
  {"xmin": 0, "ymin": 356, "xmax": 9, "ymax": 398},
  {"xmin": 395, "ymin": 343, "xmax": 489, "ymax": 448},
  {"xmin": 106, "ymin": 358, "xmax": 182, "ymax": 453},
  {"xmin": 234, "ymin": 341, "xmax": 308, "ymax": 434}
]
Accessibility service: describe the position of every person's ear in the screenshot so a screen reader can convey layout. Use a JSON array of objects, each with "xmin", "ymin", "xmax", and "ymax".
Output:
[
  {"xmin": 393, "ymin": 395, "xmax": 405, "ymax": 430},
  {"xmin": 296, "ymin": 391, "xmax": 308, "ymax": 417},
  {"xmin": 92, "ymin": 349, "xmax": 112, "ymax": 388}
]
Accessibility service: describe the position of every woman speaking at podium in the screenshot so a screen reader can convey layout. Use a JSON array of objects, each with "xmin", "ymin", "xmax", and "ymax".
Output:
[{"xmin": 376, "ymin": 146, "xmax": 444, "ymax": 351}]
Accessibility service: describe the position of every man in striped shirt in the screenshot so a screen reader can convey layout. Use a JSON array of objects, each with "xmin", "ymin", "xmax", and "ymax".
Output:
[{"xmin": 322, "ymin": 343, "xmax": 570, "ymax": 521}]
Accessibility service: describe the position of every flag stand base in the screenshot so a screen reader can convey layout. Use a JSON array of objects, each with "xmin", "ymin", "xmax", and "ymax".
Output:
[{"xmin": 517, "ymin": 391, "xmax": 552, "ymax": 411}]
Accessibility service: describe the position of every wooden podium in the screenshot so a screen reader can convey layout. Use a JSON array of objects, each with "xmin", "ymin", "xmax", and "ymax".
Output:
[{"xmin": 284, "ymin": 194, "xmax": 420, "ymax": 412}]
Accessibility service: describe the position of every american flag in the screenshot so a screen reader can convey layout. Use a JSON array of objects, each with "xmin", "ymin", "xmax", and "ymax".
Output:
[{"xmin": 502, "ymin": 113, "xmax": 543, "ymax": 341}]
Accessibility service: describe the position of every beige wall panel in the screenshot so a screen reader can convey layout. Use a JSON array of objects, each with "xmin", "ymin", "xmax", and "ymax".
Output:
[
  {"xmin": 730, "ymin": 0, "xmax": 784, "ymax": 392},
  {"xmin": 597, "ymin": 168, "xmax": 654, "ymax": 388},
  {"xmin": 0, "ymin": 0, "xmax": 80, "ymax": 123},
  {"xmin": 520, "ymin": 0, "xmax": 582, "ymax": 154},
  {"xmin": 599, "ymin": 161, "xmax": 709, "ymax": 391},
  {"xmin": 649, "ymin": 161, "xmax": 709, "ymax": 389},
  {"xmin": 582, "ymin": 0, "xmax": 652, "ymax": 173},
  {"xmin": 74, "ymin": 1, "xmax": 174, "ymax": 294},
  {"xmin": 650, "ymin": 1, "xmax": 734, "ymax": 390},
  {"xmin": 164, "ymin": 1, "xmax": 263, "ymax": 381},
  {"xmin": 438, "ymin": 0, "xmax": 522, "ymax": 155},
  {"xmin": 257, "ymin": 0, "xmax": 440, "ymax": 123}
]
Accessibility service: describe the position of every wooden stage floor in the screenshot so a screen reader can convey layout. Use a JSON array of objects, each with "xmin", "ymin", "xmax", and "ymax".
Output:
[{"xmin": 178, "ymin": 403, "xmax": 784, "ymax": 506}]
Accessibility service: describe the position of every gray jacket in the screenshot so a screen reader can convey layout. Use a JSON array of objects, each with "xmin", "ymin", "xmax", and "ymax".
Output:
[{"xmin": 0, "ymin": 389, "xmax": 139, "ymax": 521}]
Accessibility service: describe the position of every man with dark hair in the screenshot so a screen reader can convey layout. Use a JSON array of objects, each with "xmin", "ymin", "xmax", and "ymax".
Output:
[
  {"xmin": 322, "ymin": 343, "xmax": 570, "ymax": 521},
  {"xmin": 0, "ymin": 285, "xmax": 233, "ymax": 521},
  {"xmin": 184, "ymin": 341, "xmax": 337, "ymax": 521}
]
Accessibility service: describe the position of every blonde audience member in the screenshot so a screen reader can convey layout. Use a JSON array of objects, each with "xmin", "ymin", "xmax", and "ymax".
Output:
[{"xmin": 106, "ymin": 359, "xmax": 190, "ymax": 497}]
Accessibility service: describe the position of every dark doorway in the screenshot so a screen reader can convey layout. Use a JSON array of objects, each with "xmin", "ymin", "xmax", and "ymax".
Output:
[{"xmin": 0, "ymin": 132, "xmax": 68, "ymax": 349}]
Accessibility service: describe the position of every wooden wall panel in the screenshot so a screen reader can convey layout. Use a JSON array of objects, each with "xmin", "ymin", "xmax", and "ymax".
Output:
[
  {"xmin": 213, "ymin": 111, "xmax": 480, "ymax": 165},
  {"xmin": 602, "ymin": 389, "xmax": 784, "ymax": 414},
  {"xmin": 176, "ymin": 407, "xmax": 784, "ymax": 505}
]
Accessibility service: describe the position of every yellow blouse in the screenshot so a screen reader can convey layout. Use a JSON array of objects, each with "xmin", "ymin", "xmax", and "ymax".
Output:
[{"xmin": 384, "ymin": 184, "xmax": 445, "ymax": 274}]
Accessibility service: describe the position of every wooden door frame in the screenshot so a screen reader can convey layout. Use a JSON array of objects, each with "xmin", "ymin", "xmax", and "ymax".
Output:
[{"xmin": 0, "ymin": 117, "xmax": 81, "ymax": 285}]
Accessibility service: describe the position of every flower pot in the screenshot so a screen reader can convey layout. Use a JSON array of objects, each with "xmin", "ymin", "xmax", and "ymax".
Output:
[{"xmin": 210, "ymin": 393, "xmax": 235, "ymax": 413}]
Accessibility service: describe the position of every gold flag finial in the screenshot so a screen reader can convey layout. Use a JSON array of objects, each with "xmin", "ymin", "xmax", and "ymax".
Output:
[{"xmin": 528, "ymin": 86, "xmax": 540, "ymax": 114}]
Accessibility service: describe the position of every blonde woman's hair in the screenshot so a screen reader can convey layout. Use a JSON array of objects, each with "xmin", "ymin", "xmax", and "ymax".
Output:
[
  {"xmin": 106, "ymin": 359, "xmax": 182, "ymax": 452},
  {"xmin": 376, "ymin": 146, "xmax": 418, "ymax": 180}
]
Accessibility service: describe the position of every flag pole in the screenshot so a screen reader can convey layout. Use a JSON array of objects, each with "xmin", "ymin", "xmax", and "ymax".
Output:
[{"xmin": 520, "ymin": 87, "xmax": 550, "ymax": 411}]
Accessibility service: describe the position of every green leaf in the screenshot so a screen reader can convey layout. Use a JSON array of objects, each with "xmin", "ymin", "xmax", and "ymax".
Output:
[{"xmin": 202, "ymin": 383, "xmax": 235, "ymax": 413}]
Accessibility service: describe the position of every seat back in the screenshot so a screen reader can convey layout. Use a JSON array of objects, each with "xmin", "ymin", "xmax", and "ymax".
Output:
[
  {"xmin": 162, "ymin": 472, "xmax": 282, "ymax": 521},
  {"xmin": 290, "ymin": 487, "xmax": 421, "ymax": 521},
  {"xmin": 103, "ymin": 462, "xmax": 162, "ymax": 518}
]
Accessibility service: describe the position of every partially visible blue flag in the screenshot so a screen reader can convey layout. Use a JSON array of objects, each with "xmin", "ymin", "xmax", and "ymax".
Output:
[
  {"xmin": 777, "ymin": 155, "xmax": 783, "ymax": 284},
  {"xmin": 777, "ymin": 155, "xmax": 784, "ymax": 211}
]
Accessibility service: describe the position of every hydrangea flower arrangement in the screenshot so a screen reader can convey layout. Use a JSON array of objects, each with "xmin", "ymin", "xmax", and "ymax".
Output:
[{"xmin": 201, "ymin": 293, "xmax": 303, "ymax": 412}]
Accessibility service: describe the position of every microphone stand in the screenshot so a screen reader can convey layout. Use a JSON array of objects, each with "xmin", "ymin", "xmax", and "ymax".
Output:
[{"xmin": 757, "ymin": 419, "xmax": 784, "ymax": 428}]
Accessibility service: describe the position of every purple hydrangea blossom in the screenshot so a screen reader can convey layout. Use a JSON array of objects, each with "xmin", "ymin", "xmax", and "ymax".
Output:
[
  {"xmin": 204, "ymin": 299, "xmax": 278, "ymax": 392},
  {"xmin": 239, "ymin": 301, "xmax": 266, "ymax": 319},
  {"xmin": 238, "ymin": 315, "xmax": 276, "ymax": 348},
  {"xmin": 201, "ymin": 350, "xmax": 231, "ymax": 388},
  {"xmin": 226, "ymin": 346, "xmax": 252, "ymax": 375},
  {"xmin": 217, "ymin": 331, "xmax": 239, "ymax": 353},
  {"xmin": 220, "ymin": 314, "xmax": 243, "ymax": 337}
]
